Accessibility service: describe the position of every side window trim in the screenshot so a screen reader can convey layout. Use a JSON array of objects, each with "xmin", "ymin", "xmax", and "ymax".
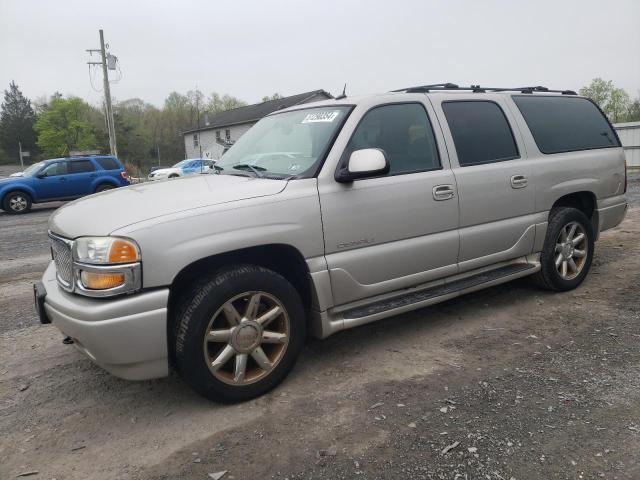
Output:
[
  {"xmin": 441, "ymin": 99, "xmax": 521, "ymax": 167},
  {"xmin": 336, "ymin": 101, "xmax": 443, "ymax": 180}
]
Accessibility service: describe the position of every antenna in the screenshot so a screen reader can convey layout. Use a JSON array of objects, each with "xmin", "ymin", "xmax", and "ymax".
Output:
[{"xmin": 335, "ymin": 83, "xmax": 347, "ymax": 100}]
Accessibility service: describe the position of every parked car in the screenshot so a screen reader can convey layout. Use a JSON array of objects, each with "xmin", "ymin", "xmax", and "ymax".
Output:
[
  {"xmin": 147, "ymin": 158, "xmax": 215, "ymax": 181},
  {"xmin": 1, "ymin": 155, "xmax": 129, "ymax": 214},
  {"xmin": 35, "ymin": 85, "xmax": 627, "ymax": 402}
]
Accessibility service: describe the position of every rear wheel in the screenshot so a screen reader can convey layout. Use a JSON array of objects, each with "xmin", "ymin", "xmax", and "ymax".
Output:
[
  {"xmin": 2, "ymin": 191, "xmax": 32, "ymax": 214},
  {"xmin": 532, "ymin": 207, "xmax": 594, "ymax": 291},
  {"xmin": 95, "ymin": 183, "xmax": 116, "ymax": 193},
  {"xmin": 173, "ymin": 265, "xmax": 305, "ymax": 402}
]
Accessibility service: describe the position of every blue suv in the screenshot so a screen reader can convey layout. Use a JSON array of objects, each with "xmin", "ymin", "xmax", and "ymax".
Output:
[{"xmin": 0, "ymin": 155, "xmax": 129, "ymax": 214}]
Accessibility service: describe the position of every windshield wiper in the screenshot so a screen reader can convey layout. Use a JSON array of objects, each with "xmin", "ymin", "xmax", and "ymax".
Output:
[{"xmin": 231, "ymin": 164, "xmax": 266, "ymax": 178}]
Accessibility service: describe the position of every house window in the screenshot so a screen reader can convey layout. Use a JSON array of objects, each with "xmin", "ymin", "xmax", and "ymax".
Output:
[
  {"xmin": 216, "ymin": 130, "xmax": 221, "ymax": 140},
  {"xmin": 225, "ymin": 129, "xmax": 231, "ymax": 141},
  {"xmin": 193, "ymin": 134, "xmax": 199, "ymax": 148}
]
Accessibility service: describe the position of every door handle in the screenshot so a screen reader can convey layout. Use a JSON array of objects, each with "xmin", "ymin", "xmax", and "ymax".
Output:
[
  {"xmin": 510, "ymin": 175, "xmax": 527, "ymax": 189},
  {"xmin": 433, "ymin": 184, "xmax": 455, "ymax": 201}
]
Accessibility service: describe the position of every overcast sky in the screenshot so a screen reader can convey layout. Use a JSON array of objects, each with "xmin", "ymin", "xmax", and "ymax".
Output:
[{"xmin": 1, "ymin": 0, "xmax": 639, "ymax": 108}]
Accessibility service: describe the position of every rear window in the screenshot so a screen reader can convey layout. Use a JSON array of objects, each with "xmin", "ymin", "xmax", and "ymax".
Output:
[
  {"xmin": 442, "ymin": 101, "xmax": 519, "ymax": 166},
  {"xmin": 512, "ymin": 96, "xmax": 620, "ymax": 154},
  {"xmin": 95, "ymin": 157, "xmax": 120, "ymax": 170},
  {"xmin": 68, "ymin": 160, "xmax": 95, "ymax": 173}
]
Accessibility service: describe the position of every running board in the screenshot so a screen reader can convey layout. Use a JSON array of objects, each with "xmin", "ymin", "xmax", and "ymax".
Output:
[{"xmin": 342, "ymin": 263, "xmax": 536, "ymax": 321}]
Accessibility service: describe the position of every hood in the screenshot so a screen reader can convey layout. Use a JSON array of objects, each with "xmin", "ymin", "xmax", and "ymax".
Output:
[
  {"xmin": 49, "ymin": 174, "xmax": 287, "ymax": 238},
  {"xmin": 0, "ymin": 176, "xmax": 22, "ymax": 185},
  {"xmin": 9, "ymin": 172, "xmax": 23, "ymax": 177}
]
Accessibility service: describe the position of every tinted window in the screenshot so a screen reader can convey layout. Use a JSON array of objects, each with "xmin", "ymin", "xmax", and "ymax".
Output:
[
  {"xmin": 95, "ymin": 157, "xmax": 119, "ymax": 170},
  {"xmin": 442, "ymin": 101, "xmax": 519, "ymax": 166},
  {"xmin": 41, "ymin": 161, "xmax": 67, "ymax": 177},
  {"xmin": 345, "ymin": 103, "xmax": 440, "ymax": 175},
  {"xmin": 512, "ymin": 96, "xmax": 619, "ymax": 154},
  {"xmin": 68, "ymin": 160, "xmax": 95, "ymax": 173}
]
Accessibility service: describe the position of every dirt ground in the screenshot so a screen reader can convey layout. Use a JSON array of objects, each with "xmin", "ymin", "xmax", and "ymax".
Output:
[{"xmin": 1, "ymin": 176, "xmax": 639, "ymax": 480}]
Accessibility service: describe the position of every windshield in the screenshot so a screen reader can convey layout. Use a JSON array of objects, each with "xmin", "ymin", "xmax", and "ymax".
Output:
[
  {"xmin": 216, "ymin": 106, "xmax": 351, "ymax": 178},
  {"xmin": 172, "ymin": 159, "xmax": 192, "ymax": 168},
  {"xmin": 22, "ymin": 162, "xmax": 45, "ymax": 177}
]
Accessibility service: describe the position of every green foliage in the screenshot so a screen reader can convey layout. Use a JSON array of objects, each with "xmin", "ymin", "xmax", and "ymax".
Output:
[
  {"xmin": 206, "ymin": 92, "xmax": 247, "ymax": 115},
  {"xmin": 34, "ymin": 97, "xmax": 98, "ymax": 157},
  {"xmin": 624, "ymin": 99, "xmax": 640, "ymax": 122},
  {"xmin": 261, "ymin": 93, "xmax": 283, "ymax": 102},
  {"xmin": 579, "ymin": 78, "xmax": 635, "ymax": 123},
  {"xmin": 0, "ymin": 81, "xmax": 37, "ymax": 163}
]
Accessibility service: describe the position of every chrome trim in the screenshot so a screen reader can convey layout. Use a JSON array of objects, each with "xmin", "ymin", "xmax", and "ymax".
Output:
[
  {"xmin": 73, "ymin": 262, "xmax": 142, "ymax": 298},
  {"xmin": 48, "ymin": 232, "xmax": 75, "ymax": 292}
]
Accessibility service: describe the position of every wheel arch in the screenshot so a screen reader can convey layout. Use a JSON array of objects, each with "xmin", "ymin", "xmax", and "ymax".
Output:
[
  {"xmin": 1, "ymin": 186, "xmax": 35, "ymax": 206},
  {"xmin": 550, "ymin": 190, "xmax": 598, "ymax": 238},
  {"xmin": 93, "ymin": 179, "xmax": 118, "ymax": 192},
  {"xmin": 167, "ymin": 243, "xmax": 316, "ymax": 352}
]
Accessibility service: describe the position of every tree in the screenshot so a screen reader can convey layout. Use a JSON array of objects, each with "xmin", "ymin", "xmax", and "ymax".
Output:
[
  {"xmin": 0, "ymin": 81, "xmax": 37, "ymax": 162},
  {"xmin": 579, "ymin": 78, "xmax": 631, "ymax": 123},
  {"xmin": 206, "ymin": 92, "xmax": 246, "ymax": 115},
  {"xmin": 261, "ymin": 93, "xmax": 283, "ymax": 102},
  {"xmin": 34, "ymin": 97, "xmax": 98, "ymax": 157},
  {"xmin": 624, "ymin": 98, "xmax": 640, "ymax": 122}
]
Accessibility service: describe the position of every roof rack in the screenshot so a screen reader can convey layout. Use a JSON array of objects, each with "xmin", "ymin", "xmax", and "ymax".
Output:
[{"xmin": 391, "ymin": 83, "xmax": 577, "ymax": 95}]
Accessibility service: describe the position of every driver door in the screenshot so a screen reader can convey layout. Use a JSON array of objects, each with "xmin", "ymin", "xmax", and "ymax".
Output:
[
  {"xmin": 36, "ymin": 161, "xmax": 69, "ymax": 199},
  {"xmin": 319, "ymin": 101, "xmax": 459, "ymax": 306}
]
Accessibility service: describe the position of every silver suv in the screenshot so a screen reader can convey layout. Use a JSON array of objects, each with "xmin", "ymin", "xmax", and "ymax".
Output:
[{"xmin": 35, "ymin": 84, "xmax": 628, "ymax": 402}]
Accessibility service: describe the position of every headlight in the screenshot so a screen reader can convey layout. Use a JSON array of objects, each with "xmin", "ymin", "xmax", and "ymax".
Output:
[
  {"xmin": 70, "ymin": 237, "xmax": 141, "ymax": 297},
  {"xmin": 73, "ymin": 237, "xmax": 140, "ymax": 264}
]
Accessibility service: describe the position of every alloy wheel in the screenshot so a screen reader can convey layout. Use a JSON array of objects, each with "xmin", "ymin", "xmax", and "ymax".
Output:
[
  {"xmin": 203, "ymin": 291, "xmax": 290, "ymax": 386},
  {"xmin": 9, "ymin": 195, "xmax": 27, "ymax": 212},
  {"xmin": 554, "ymin": 221, "xmax": 588, "ymax": 280}
]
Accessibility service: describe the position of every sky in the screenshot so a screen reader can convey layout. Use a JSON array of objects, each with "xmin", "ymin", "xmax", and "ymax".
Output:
[{"xmin": 1, "ymin": 0, "xmax": 639, "ymax": 108}]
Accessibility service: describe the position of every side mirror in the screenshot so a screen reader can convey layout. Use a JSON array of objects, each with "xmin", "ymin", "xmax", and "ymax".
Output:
[
  {"xmin": 335, "ymin": 148, "xmax": 389, "ymax": 183},
  {"xmin": 36, "ymin": 172, "xmax": 46, "ymax": 179}
]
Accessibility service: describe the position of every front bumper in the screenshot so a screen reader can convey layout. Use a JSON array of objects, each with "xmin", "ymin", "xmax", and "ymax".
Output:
[{"xmin": 39, "ymin": 261, "xmax": 170, "ymax": 380}]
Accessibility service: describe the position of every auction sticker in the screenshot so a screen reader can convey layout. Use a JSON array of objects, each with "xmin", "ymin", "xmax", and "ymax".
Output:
[{"xmin": 301, "ymin": 111, "xmax": 340, "ymax": 123}]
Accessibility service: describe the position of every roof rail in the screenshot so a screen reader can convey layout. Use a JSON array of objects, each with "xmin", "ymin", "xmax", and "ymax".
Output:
[{"xmin": 391, "ymin": 84, "xmax": 577, "ymax": 95}]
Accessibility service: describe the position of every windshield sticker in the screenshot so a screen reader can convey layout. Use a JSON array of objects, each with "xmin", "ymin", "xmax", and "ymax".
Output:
[{"xmin": 301, "ymin": 111, "xmax": 340, "ymax": 123}]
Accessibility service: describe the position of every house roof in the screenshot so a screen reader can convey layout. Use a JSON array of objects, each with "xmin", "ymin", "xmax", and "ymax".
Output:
[{"xmin": 183, "ymin": 89, "xmax": 333, "ymax": 134}]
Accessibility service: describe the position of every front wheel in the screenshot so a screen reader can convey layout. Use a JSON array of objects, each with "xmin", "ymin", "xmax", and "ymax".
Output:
[
  {"xmin": 173, "ymin": 265, "xmax": 306, "ymax": 402},
  {"xmin": 532, "ymin": 207, "xmax": 594, "ymax": 291},
  {"xmin": 2, "ymin": 191, "xmax": 32, "ymax": 214}
]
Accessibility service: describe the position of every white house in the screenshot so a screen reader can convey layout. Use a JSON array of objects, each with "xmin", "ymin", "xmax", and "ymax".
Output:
[
  {"xmin": 183, "ymin": 89, "xmax": 333, "ymax": 160},
  {"xmin": 613, "ymin": 121, "xmax": 640, "ymax": 168}
]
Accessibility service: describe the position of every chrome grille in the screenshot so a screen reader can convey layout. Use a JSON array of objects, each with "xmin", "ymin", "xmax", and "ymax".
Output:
[{"xmin": 50, "ymin": 234, "xmax": 73, "ymax": 289}]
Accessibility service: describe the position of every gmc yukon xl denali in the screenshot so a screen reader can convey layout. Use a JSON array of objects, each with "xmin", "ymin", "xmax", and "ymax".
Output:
[{"xmin": 35, "ymin": 84, "xmax": 628, "ymax": 402}]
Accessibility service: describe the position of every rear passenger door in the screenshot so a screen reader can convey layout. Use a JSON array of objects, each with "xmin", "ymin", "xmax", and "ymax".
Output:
[
  {"xmin": 431, "ymin": 97, "xmax": 536, "ymax": 272},
  {"xmin": 319, "ymin": 101, "xmax": 460, "ymax": 306},
  {"xmin": 66, "ymin": 159, "xmax": 97, "ymax": 196}
]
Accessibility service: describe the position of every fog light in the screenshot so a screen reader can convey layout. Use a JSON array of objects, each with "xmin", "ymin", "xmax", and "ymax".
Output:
[{"xmin": 80, "ymin": 271, "xmax": 125, "ymax": 290}]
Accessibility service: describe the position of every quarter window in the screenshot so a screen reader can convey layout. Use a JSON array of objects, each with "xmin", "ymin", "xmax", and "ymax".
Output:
[
  {"xmin": 442, "ymin": 101, "xmax": 519, "ymax": 166},
  {"xmin": 68, "ymin": 160, "xmax": 95, "ymax": 173},
  {"xmin": 512, "ymin": 96, "xmax": 619, "ymax": 154},
  {"xmin": 95, "ymin": 157, "xmax": 119, "ymax": 170},
  {"xmin": 344, "ymin": 103, "xmax": 440, "ymax": 175}
]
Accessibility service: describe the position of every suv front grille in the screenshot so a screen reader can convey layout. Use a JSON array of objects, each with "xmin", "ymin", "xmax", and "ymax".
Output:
[{"xmin": 49, "ymin": 234, "xmax": 73, "ymax": 290}]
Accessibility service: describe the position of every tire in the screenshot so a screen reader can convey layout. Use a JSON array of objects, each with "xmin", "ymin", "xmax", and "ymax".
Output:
[
  {"xmin": 172, "ymin": 265, "xmax": 306, "ymax": 403},
  {"xmin": 168, "ymin": 174, "xmax": 179, "ymax": 179},
  {"xmin": 95, "ymin": 183, "xmax": 116, "ymax": 193},
  {"xmin": 532, "ymin": 207, "xmax": 594, "ymax": 292},
  {"xmin": 2, "ymin": 191, "xmax": 32, "ymax": 214}
]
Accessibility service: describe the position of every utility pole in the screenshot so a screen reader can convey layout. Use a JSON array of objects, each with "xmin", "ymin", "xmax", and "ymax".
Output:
[{"xmin": 87, "ymin": 29, "xmax": 118, "ymax": 157}]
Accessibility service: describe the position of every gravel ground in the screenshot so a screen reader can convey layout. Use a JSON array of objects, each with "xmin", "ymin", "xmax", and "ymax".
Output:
[{"xmin": 0, "ymin": 175, "xmax": 638, "ymax": 480}]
